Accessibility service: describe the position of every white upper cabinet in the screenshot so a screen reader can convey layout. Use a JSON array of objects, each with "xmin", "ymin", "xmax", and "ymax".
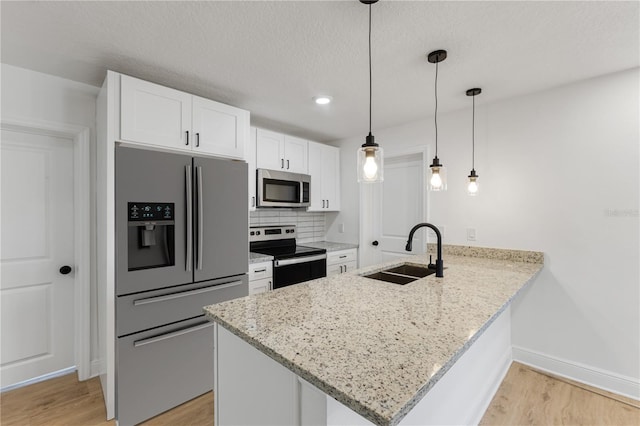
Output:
[
  {"xmin": 283, "ymin": 136, "xmax": 308, "ymax": 174},
  {"xmin": 121, "ymin": 75, "xmax": 192, "ymax": 149},
  {"xmin": 256, "ymin": 129, "xmax": 308, "ymax": 174},
  {"xmin": 120, "ymin": 74, "xmax": 247, "ymax": 160},
  {"xmin": 192, "ymin": 95, "xmax": 247, "ymax": 159},
  {"xmin": 307, "ymin": 141, "xmax": 340, "ymax": 211}
]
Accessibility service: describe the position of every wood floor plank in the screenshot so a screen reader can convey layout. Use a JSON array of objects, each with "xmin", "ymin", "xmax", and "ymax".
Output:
[
  {"xmin": 2, "ymin": 363, "xmax": 638, "ymax": 426},
  {"xmin": 480, "ymin": 362, "xmax": 640, "ymax": 426}
]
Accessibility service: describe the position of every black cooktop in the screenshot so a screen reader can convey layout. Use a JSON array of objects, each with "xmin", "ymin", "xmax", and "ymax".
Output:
[{"xmin": 250, "ymin": 243, "xmax": 326, "ymax": 260}]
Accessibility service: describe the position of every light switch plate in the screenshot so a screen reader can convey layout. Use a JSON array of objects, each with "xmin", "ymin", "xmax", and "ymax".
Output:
[{"xmin": 467, "ymin": 228, "xmax": 476, "ymax": 241}]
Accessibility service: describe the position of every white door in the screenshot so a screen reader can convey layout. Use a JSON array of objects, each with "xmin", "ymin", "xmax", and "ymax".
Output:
[
  {"xmin": 1, "ymin": 129, "xmax": 76, "ymax": 388},
  {"xmin": 361, "ymin": 153, "xmax": 426, "ymax": 267}
]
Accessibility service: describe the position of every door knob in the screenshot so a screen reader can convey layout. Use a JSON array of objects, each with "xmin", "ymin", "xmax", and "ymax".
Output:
[
  {"xmin": 59, "ymin": 265, "xmax": 72, "ymax": 275},
  {"xmin": 372, "ymin": 240, "xmax": 379, "ymax": 246}
]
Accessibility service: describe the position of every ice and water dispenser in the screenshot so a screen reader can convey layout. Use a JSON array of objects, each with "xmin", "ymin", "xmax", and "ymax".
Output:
[{"xmin": 127, "ymin": 202, "xmax": 175, "ymax": 271}]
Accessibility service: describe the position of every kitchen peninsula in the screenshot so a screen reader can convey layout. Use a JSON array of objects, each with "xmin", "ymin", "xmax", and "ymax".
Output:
[{"xmin": 204, "ymin": 246, "xmax": 543, "ymax": 425}]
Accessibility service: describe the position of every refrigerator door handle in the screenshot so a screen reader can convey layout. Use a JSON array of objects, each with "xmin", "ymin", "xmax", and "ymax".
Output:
[
  {"xmin": 186, "ymin": 165, "xmax": 193, "ymax": 272},
  {"xmin": 196, "ymin": 166, "xmax": 204, "ymax": 271}
]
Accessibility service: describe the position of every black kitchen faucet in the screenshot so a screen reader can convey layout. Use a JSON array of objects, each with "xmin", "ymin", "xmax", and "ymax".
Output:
[{"xmin": 405, "ymin": 223, "xmax": 444, "ymax": 278}]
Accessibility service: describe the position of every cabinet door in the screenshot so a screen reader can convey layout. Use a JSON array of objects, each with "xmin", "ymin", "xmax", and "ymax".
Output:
[
  {"xmin": 256, "ymin": 129, "xmax": 284, "ymax": 170},
  {"xmin": 249, "ymin": 277, "xmax": 272, "ymax": 295},
  {"xmin": 120, "ymin": 75, "xmax": 191, "ymax": 149},
  {"xmin": 307, "ymin": 142, "xmax": 324, "ymax": 211},
  {"xmin": 284, "ymin": 136, "xmax": 308, "ymax": 174},
  {"xmin": 322, "ymin": 145, "xmax": 340, "ymax": 211},
  {"xmin": 192, "ymin": 96, "xmax": 247, "ymax": 159},
  {"xmin": 247, "ymin": 127, "xmax": 257, "ymax": 211}
]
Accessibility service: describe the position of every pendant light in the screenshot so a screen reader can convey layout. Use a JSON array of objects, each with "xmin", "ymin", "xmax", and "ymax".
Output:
[
  {"xmin": 427, "ymin": 50, "xmax": 447, "ymax": 191},
  {"xmin": 466, "ymin": 88, "xmax": 481, "ymax": 196},
  {"xmin": 357, "ymin": 0, "xmax": 383, "ymax": 183}
]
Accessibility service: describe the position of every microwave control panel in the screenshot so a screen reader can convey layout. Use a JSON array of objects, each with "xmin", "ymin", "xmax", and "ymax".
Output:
[{"xmin": 128, "ymin": 202, "xmax": 174, "ymax": 221}]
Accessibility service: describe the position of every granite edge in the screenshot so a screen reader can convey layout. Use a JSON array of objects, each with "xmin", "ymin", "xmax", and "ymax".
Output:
[
  {"xmin": 427, "ymin": 244, "xmax": 544, "ymax": 264},
  {"xmin": 303, "ymin": 241, "xmax": 360, "ymax": 252},
  {"xmin": 388, "ymin": 263, "xmax": 544, "ymax": 425}
]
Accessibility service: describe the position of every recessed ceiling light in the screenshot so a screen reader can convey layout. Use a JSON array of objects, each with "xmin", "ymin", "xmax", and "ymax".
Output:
[{"xmin": 313, "ymin": 96, "xmax": 332, "ymax": 105}]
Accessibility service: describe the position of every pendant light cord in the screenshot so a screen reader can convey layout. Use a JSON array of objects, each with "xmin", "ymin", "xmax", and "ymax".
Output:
[
  {"xmin": 368, "ymin": 4, "xmax": 372, "ymax": 135},
  {"xmin": 434, "ymin": 61, "xmax": 439, "ymax": 157},
  {"xmin": 472, "ymin": 94, "xmax": 475, "ymax": 170}
]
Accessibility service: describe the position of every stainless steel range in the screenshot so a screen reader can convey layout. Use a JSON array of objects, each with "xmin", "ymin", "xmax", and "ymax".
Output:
[{"xmin": 250, "ymin": 225, "xmax": 326, "ymax": 289}]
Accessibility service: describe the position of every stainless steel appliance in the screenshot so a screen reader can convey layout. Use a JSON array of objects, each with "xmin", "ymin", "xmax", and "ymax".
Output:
[
  {"xmin": 115, "ymin": 146, "xmax": 248, "ymax": 426},
  {"xmin": 249, "ymin": 225, "xmax": 326, "ymax": 289},
  {"xmin": 256, "ymin": 169, "xmax": 311, "ymax": 208}
]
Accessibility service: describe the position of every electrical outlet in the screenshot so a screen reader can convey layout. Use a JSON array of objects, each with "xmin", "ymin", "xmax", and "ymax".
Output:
[
  {"xmin": 467, "ymin": 228, "xmax": 476, "ymax": 241},
  {"xmin": 339, "ymin": 223, "xmax": 345, "ymax": 233}
]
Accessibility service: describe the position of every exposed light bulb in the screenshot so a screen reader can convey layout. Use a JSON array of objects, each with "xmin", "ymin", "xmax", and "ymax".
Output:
[
  {"xmin": 467, "ymin": 179, "xmax": 479, "ymax": 195},
  {"xmin": 313, "ymin": 96, "xmax": 332, "ymax": 105},
  {"xmin": 363, "ymin": 156, "xmax": 378, "ymax": 180},
  {"xmin": 430, "ymin": 170, "xmax": 442, "ymax": 189}
]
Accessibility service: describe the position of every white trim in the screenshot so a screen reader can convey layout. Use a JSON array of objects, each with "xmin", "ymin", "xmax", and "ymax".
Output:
[
  {"xmin": 90, "ymin": 359, "xmax": 104, "ymax": 378},
  {"xmin": 1, "ymin": 117, "xmax": 92, "ymax": 382},
  {"xmin": 0, "ymin": 366, "xmax": 76, "ymax": 393},
  {"xmin": 513, "ymin": 345, "xmax": 640, "ymax": 401}
]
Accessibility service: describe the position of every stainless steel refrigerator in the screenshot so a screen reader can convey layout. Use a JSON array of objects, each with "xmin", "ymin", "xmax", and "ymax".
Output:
[{"xmin": 115, "ymin": 145, "xmax": 248, "ymax": 425}]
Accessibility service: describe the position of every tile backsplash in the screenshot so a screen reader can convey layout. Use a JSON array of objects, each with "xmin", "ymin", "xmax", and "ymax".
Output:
[{"xmin": 250, "ymin": 210, "xmax": 326, "ymax": 243}]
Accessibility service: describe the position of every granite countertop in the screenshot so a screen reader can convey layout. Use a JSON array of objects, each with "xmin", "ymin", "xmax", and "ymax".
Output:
[
  {"xmin": 206, "ymin": 246, "xmax": 543, "ymax": 425},
  {"xmin": 302, "ymin": 241, "xmax": 359, "ymax": 252},
  {"xmin": 249, "ymin": 251, "xmax": 273, "ymax": 264}
]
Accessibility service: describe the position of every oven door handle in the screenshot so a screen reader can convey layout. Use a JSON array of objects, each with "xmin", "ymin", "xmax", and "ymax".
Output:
[{"xmin": 274, "ymin": 254, "xmax": 327, "ymax": 267}]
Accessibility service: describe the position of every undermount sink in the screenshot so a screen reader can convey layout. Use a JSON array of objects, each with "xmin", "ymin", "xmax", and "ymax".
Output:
[{"xmin": 362, "ymin": 263, "xmax": 436, "ymax": 285}]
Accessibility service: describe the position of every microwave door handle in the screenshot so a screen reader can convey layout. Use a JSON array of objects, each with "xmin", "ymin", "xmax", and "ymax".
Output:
[
  {"xmin": 197, "ymin": 166, "xmax": 204, "ymax": 271},
  {"xmin": 185, "ymin": 165, "xmax": 192, "ymax": 272}
]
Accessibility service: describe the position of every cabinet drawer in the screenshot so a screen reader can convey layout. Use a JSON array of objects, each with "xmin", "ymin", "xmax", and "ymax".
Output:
[
  {"xmin": 116, "ymin": 316, "xmax": 214, "ymax": 426},
  {"xmin": 249, "ymin": 262, "xmax": 273, "ymax": 281},
  {"xmin": 327, "ymin": 249, "xmax": 357, "ymax": 266},
  {"xmin": 117, "ymin": 275, "xmax": 248, "ymax": 337},
  {"xmin": 249, "ymin": 277, "xmax": 272, "ymax": 295}
]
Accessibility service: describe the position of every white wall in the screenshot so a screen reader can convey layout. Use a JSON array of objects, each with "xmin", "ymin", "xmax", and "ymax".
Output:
[
  {"xmin": 326, "ymin": 68, "xmax": 640, "ymax": 392},
  {"xmin": 1, "ymin": 64, "xmax": 100, "ymax": 373}
]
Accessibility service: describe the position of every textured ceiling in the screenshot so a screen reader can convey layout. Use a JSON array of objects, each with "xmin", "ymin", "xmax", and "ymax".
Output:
[{"xmin": 2, "ymin": 1, "xmax": 638, "ymax": 142}]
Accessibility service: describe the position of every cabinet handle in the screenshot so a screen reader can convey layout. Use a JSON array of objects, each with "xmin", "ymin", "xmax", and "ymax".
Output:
[
  {"xmin": 281, "ymin": 158, "xmax": 284, "ymax": 169},
  {"xmin": 253, "ymin": 268, "xmax": 267, "ymax": 273},
  {"xmin": 185, "ymin": 130, "xmax": 190, "ymax": 146},
  {"xmin": 326, "ymin": 199, "xmax": 329, "ymax": 209},
  {"xmin": 268, "ymin": 281, "xmax": 272, "ymax": 291},
  {"xmin": 196, "ymin": 132, "xmax": 200, "ymax": 147},
  {"xmin": 251, "ymin": 196, "xmax": 255, "ymax": 207},
  {"xmin": 339, "ymin": 255, "xmax": 347, "ymax": 259},
  {"xmin": 322, "ymin": 199, "xmax": 325, "ymax": 208},
  {"xmin": 339, "ymin": 265, "xmax": 343, "ymax": 273},
  {"xmin": 344, "ymin": 264, "xmax": 347, "ymax": 272},
  {"xmin": 287, "ymin": 159, "xmax": 290, "ymax": 169}
]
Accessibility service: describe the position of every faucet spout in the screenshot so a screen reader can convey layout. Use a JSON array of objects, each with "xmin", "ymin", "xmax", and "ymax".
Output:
[{"xmin": 405, "ymin": 223, "xmax": 444, "ymax": 278}]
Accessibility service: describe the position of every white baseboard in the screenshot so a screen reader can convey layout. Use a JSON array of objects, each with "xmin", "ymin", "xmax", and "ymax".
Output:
[
  {"xmin": 90, "ymin": 358, "xmax": 104, "ymax": 378},
  {"xmin": 0, "ymin": 366, "xmax": 76, "ymax": 393},
  {"xmin": 512, "ymin": 345, "xmax": 640, "ymax": 401}
]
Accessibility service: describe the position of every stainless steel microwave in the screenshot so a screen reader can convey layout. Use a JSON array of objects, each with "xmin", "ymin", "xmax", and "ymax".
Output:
[{"xmin": 257, "ymin": 169, "xmax": 310, "ymax": 208}]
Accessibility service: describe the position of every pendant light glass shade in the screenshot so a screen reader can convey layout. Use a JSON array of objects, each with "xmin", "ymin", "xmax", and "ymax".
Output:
[
  {"xmin": 466, "ymin": 88, "xmax": 481, "ymax": 196},
  {"xmin": 429, "ymin": 156, "xmax": 447, "ymax": 191},
  {"xmin": 357, "ymin": 0, "xmax": 383, "ymax": 183},
  {"xmin": 427, "ymin": 50, "xmax": 447, "ymax": 192},
  {"xmin": 358, "ymin": 135, "xmax": 384, "ymax": 182}
]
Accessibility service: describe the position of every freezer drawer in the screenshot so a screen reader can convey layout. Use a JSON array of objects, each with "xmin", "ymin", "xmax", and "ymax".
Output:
[
  {"xmin": 116, "ymin": 316, "xmax": 215, "ymax": 426},
  {"xmin": 116, "ymin": 275, "xmax": 247, "ymax": 337}
]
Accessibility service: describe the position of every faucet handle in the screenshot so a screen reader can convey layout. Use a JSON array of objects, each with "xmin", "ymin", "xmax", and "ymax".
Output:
[{"xmin": 428, "ymin": 254, "xmax": 436, "ymax": 269}]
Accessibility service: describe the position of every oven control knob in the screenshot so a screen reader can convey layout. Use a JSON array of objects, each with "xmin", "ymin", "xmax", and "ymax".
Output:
[
  {"xmin": 256, "ymin": 231, "xmax": 261, "ymax": 235},
  {"xmin": 250, "ymin": 231, "xmax": 255, "ymax": 236}
]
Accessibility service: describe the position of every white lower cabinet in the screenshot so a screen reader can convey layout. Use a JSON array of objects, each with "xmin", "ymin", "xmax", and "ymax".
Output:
[
  {"xmin": 326, "ymin": 248, "xmax": 358, "ymax": 277},
  {"xmin": 249, "ymin": 261, "xmax": 272, "ymax": 295}
]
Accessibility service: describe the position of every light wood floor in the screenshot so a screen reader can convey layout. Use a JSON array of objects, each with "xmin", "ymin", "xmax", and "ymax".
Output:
[{"xmin": 1, "ymin": 362, "xmax": 637, "ymax": 425}]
